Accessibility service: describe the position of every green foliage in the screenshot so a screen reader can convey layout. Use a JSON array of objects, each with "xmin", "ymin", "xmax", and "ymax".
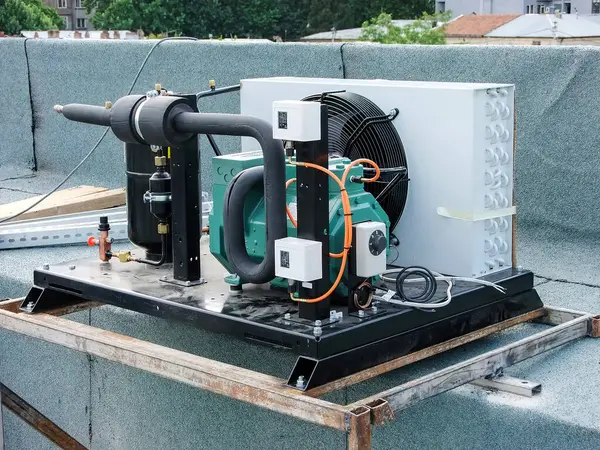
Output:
[
  {"xmin": 85, "ymin": 0, "xmax": 185, "ymax": 35},
  {"xmin": 0, "ymin": 0, "xmax": 64, "ymax": 35},
  {"xmin": 83, "ymin": 0, "xmax": 436, "ymax": 40},
  {"xmin": 307, "ymin": 0, "xmax": 434, "ymax": 34},
  {"xmin": 359, "ymin": 11, "xmax": 452, "ymax": 44}
]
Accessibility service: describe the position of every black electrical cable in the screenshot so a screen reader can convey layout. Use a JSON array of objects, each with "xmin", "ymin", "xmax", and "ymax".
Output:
[
  {"xmin": 195, "ymin": 84, "xmax": 241, "ymax": 157},
  {"xmin": 301, "ymin": 91, "xmax": 409, "ymax": 230},
  {"xmin": 133, "ymin": 233, "xmax": 168, "ymax": 266},
  {"xmin": 196, "ymin": 84, "xmax": 240, "ymax": 101},
  {"xmin": 0, "ymin": 36, "xmax": 199, "ymax": 225},
  {"xmin": 394, "ymin": 266, "xmax": 437, "ymax": 303},
  {"xmin": 206, "ymin": 134, "xmax": 222, "ymax": 156}
]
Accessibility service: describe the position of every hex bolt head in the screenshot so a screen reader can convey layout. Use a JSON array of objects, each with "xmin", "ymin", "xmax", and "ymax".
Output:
[
  {"xmin": 516, "ymin": 265, "xmax": 523, "ymax": 272},
  {"xmin": 184, "ymin": 280, "xmax": 191, "ymax": 287},
  {"xmin": 69, "ymin": 265, "xmax": 76, "ymax": 270},
  {"xmin": 296, "ymin": 375, "xmax": 306, "ymax": 388},
  {"xmin": 42, "ymin": 263, "xmax": 50, "ymax": 270},
  {"xmin": 314, "ymin": 319, "xmax": 322, "ymax": 327},
  {"xmin": 358, "ymin": 310, "xmax": 365, "ymax": 318},
  {"xmin": 313, "ymin": 326, "xmax": 322, "ymax": 337},
  {"xmin": 372, "ymin": 306, "xmax": 378, "ymax": 313},
  {"xmin": 284, "ymin": 313, "xmax": 291, "ymax": 320}
]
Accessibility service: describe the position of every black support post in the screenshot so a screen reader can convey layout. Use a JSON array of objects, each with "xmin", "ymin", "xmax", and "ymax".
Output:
[
  {"xmin": 169, "ymin": 95, "xmax": 201, "ymax": 282},
  {"xmin": 296, "ymin": 105, "xmax": 330, "ymax": 321}
]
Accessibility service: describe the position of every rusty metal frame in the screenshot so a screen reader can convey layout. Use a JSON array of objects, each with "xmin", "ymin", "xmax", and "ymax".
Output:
[{"xmin": 0, "ymin": 299, "xmax": 595, "ymax": 450}]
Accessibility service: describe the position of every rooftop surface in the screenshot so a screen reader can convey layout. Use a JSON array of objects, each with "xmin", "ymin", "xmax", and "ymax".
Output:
[
  {"xmin": 302, "ymin": 20, "xmax": 417, "ymax": 40},
  {"xmin": 488, "ymin": 13, "xmax": 600, "ymax": 37}
]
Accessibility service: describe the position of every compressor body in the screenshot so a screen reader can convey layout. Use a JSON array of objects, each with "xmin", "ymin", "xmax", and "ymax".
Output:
[{"xmin": 209, "ymin": 151, "xmax": 390, "ymax": 296}]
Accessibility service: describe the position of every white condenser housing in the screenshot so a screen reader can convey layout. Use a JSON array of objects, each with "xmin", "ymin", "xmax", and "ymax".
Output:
[{"xmin": 239, "ymin": 77, "xmax": 515, "ymax": 278}]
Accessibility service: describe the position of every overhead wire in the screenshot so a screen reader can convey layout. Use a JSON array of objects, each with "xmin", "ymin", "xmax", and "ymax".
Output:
[{"xmin": 0, "ymin": 36, "xmax": 199, "ymax": 225}]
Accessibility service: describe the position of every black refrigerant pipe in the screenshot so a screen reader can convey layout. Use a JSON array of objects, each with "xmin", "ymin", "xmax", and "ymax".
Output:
[
  {"xmin": 173, "ymin": 112, "xmax": 286, "ymax": 284},
  {"xmin": 56, "ymin": 96, "xmax": 286, "ymax": 285}
]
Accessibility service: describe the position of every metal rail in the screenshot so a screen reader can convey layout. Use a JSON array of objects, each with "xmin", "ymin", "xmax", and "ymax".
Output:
[
  {"xmin": 0, "ymin": 299, "xmax": 596, "ymax": 449},
  {"xmin": 0, "ymin": 201, "xmax": 213, "ymax": 250},
  {"xmin": 0, "ymin": 383, "xmax": 87, "ymax": 450}
]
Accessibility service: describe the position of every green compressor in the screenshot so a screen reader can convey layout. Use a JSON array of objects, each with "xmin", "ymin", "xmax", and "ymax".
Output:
[{"xmin": 209, "ymin": 151, "xmax": 390, "ymax": 297}]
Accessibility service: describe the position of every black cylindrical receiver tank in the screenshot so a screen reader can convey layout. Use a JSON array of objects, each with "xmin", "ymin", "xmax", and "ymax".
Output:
[{"xmin": 125, "ymin": 143, "xmax": 172, "ymax": 262}]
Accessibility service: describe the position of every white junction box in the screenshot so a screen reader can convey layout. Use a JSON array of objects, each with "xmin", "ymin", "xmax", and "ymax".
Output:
[
  {"xmin": 354, "ymin": 222, "xmax": 387, "ymax": 278},
  {"xmin": 275, "ymin": 237, "xmax": 322, "ymax": 282},
  {"xmin": 272, "ymin": 100, "xmax": 322, "ymax": 142},
  {"xmin": 242, "ymin": 77, "xmax": 515, "ymax": 277}
]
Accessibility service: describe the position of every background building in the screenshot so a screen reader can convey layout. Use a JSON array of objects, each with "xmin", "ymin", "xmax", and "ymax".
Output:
[
  {"xmin": 444, "ymin": 12, "xmax": 600, "ymax": 44},
  {"xmin": 437, "ymin": 0, "xmax": 600, "ymax": 16},
  {"xmin": 42, "ymin": 0, "xmax": 94, "ymax": 31}
]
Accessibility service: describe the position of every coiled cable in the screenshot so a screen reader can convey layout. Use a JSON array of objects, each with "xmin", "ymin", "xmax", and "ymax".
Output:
[{"xmin": 394, "ymin": 266, "xmax": 437, "ymax": 303}]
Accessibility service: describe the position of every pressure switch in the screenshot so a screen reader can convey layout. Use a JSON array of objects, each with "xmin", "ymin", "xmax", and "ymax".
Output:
[
  {"xmin": 272, "ymin": 100, "xmax": 322, "ymax": 142},
  {"xmin": 274, "ymin": 237, "xmax": 322, "ymax": 282}
]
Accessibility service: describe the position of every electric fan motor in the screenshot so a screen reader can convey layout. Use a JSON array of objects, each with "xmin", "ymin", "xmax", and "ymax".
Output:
[{"xmin": 301, "ymin": 91, "xmax": 408, "ymax": 230}]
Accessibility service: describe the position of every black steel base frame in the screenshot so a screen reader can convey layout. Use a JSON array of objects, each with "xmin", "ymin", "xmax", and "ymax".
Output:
[{"xmin": 22, "ymin": 259, "xmax": 542, "ymax": 391}]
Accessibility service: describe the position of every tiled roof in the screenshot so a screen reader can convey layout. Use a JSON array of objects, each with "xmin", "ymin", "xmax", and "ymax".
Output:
[{"xmin": 444, "ymin": 14, "xmax": 521, "ymax": 37}]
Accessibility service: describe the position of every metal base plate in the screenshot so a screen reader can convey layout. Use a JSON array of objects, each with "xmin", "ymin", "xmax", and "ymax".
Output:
[{"xmin": 28, "ymin": 241, "xmax": 542, "ymax": 388}]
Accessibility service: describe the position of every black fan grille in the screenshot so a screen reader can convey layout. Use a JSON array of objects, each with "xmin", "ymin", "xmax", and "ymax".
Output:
[{"xmin": 302, "ymin": 91, "xmax": 408, "ymax": 230}]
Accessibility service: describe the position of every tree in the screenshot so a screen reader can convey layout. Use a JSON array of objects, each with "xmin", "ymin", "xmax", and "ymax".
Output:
[
  {"xmin": 84, "ymin": 0, "xmax": 437, "ymax": 40},
  {"xmin": 84, "ymin": 0, "xmax": 185, "ymax": 35},
  {"xmin": 0, "ymin": 0, "xmax": 63, "ymax": 35},
  {"xmin": 359, "ymin": 11, "xmax": 451, "ymax": 44},
  {"xmin": 306, "ymin": 0, "xmax": 434, "ymax": 35}
]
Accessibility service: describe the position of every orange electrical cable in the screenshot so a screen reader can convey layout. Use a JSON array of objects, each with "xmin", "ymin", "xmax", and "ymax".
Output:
[
  {"xmin": 285, "ymin": 178, "xmax": 298, "ymax": 227},
  {"xmin": 288, "ymin": 159, "xmax": 380, "ymax": 304},
  {"xmin": 285, "ymin": 177, "xmax": 343, "ymax": 259}
]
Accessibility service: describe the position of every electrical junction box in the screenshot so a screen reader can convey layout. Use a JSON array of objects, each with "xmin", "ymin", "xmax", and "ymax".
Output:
[
  {"xmin": 272, "ymin": 100, "xmax": 322, "ymax": 142},
  {"xmin": 241, "ymin": 77, "xmax": 515, "ymax": 277},
  {"xmin": 354, "ymin": 222, "xmax": 387, "ymax": 278},
  {"xmin": 274, "ymin": 237, "xmax": 322, "ymax": 282}
]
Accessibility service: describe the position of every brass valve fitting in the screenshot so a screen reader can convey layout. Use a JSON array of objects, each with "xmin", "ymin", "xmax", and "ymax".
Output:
[{"xmin": 157, "ymin": 223, "xmax": 169, "ymax": 235}]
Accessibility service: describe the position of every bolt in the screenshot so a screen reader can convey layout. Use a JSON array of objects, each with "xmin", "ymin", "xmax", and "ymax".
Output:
[
  {"xmin": 358, "ymin": 310, "xmax": 365, "ymax": 318},
  {"xmin": 162, "ymin": 275, "xmax": 168, "ymax": 280},
  {"xmin": 313, "ymin": 326, "xmax": 322, "ymax": 337},
  {"xmin": 104, "ymin": 101, "xmax": 112, "ymax": 109},
  {"xmin": 516, "ymin": 265, "xmax": 523, "ymax": 272},
  {"xmin": 314, "ymin": 319, "xmax": 322, "ymax": 326},
  {"xmin": 150, "ymin": 145, "xmax": 161, "ymax": 152},
  {"xmin": 296, "ymin": 375, "xmax": 306, "ymax": 388},
  {"xmin": 69, "ymin": 265, "xmax": 76, "ymax": 270},
  {"xmin": 184, "ymin": 280, "xmax": 191, "ymax": 287},
  {"xmin": 24, "ymin": 301, "xmax": 34, "ymax": 311},
  {"xmin": 372, "ymin": 306, "xmax": 378, "ymax": 313},
  {"xmin": 284, "ymin": 313, "xmax": 291, "ymax": 320},
  {"xmin": 42, "ymin": 263, "xmax": 49, "ymax": 270},
  {"xmin": 105, "ymin": 237, "xmax": 114, "ymax": 244}
]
